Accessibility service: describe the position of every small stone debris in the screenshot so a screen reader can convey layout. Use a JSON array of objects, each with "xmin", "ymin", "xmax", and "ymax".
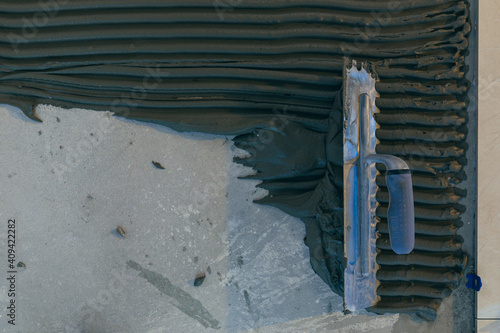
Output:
[
  {"xmin": 114, "ymin": 226, "xmax": 126, "ymax": 238},
  {"xmin": 194, "ymin": 272, "xmax": 206, "ymax": 287},
  {"xmin": 152, "ymin": 161, "xmax": 165, "ymax": 169},
  {"xmin": 17, "ymin": 261, "xmax": 26, "ymax": 268}
]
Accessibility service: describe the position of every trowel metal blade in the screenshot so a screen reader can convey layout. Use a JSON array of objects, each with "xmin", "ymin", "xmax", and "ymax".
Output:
[{"xmin": 343, "ymin": 60, "xmax": 379, "ymax": 312}]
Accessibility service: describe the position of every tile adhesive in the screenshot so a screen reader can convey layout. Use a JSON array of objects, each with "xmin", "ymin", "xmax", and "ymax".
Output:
[{"xmin": 0, "ymin": 0, "xmax": 471, "ymax": 321}]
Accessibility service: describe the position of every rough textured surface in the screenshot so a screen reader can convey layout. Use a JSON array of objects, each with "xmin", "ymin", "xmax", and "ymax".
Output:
[
  {"xmin": 0, "ymin": 0, "xmax": 473, "ymax": 320},
  {"xmin": 0, "ymin": 105, "xmax": 343, "ymax": 332}
]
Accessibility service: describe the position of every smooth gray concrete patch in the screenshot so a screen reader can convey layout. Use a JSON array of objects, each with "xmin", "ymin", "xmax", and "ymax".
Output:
[
  {"xmin": 0, "ymin": 104, "xmax": 230, "ymax": 332},
  {"xmin": 0, "ymin": 104, "xmax": 347, "ymax": 333}
]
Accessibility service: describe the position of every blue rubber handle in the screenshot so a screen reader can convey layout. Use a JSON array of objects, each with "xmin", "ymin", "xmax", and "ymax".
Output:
[{"xmin": 385, "ymin": 170, "xmax": 415, "ymax": 254}]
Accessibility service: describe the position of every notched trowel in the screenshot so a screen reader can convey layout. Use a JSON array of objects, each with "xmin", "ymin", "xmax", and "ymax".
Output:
[{"xmin": 343, "ymin": 60, "xmax": 415, "ymax": 312}]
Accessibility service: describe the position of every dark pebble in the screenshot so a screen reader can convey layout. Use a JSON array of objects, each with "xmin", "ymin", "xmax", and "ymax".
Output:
[{"xmin": 194, "ymin": 272, "xmax": 206, "ymax": 287}]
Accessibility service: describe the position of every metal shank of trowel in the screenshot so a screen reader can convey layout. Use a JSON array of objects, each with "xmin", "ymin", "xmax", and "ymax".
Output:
[{"xmin": 358, "ymin": 93, "xmax": 415, "ymax": 255}]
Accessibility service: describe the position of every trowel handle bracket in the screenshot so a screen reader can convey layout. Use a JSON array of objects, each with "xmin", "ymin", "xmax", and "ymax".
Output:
[{"xmin": 367, "ymin": 154, "xmax": 415, "ymax": 255}]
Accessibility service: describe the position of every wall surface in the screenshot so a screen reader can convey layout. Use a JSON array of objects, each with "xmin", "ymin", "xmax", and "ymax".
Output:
[{"xmin": 478, "ymin": 0, "xmax": 500, "ymax": 331}]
